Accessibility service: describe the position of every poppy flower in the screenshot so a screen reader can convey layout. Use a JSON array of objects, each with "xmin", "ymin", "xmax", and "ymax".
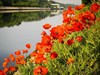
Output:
[
  {"xmin": 15, "ymin": 50, "xmax": 21, "ymax": 56},
  {"xmin": 43, "ymin": 45, "xmax": 52, "ymax": 53},
  {"xmin": 30, "ymin": 52, "xmax": 38, "ymax": 57},
  {"xmin": 50, "ymin": 26, "xmax": 65, "ymax": 39},
  {"xmin": 76, "ymin": 36, "xmax": 83, "ymax": 42},
  {"xmin": 90, "ymin": 3, "xmax": 100, "ymax": 12},
  {"xmin": 0, "ymin": 70, "xmax": 6, "ymax": 75},
  {"xmin": 33, "ymin": 66, "xmax": 48, "ymax": 75},
  {"xmin": 15, "ymin": 55, "xmax": 25, "ymax": 64},
  {"xmin": 50, "ymin": 52, "xmax": 58, "ymax": 59},
  {"xmin": 41, "ymin": 35, "xmax": 51, "ymax": 45},
  {"xmin": 9, "ymin": 66, "xmax": 16, "ymax": 72},
  {"xmin": 73, "ymin": 22, "xmax": 84, "ymax": 31},
  {"xmin": 4, "ymin": 58, "xmax": 10, "ymax": 63},
  {"xmin": 67, "ymin": 6, "xmax": 74, "ymax": 15},
  {"xmin": 35, "ymin": 54, "xmax": 46, "ymax": 64},
  {"xmin": 43, "ymin": 23, "xmax": 51, "ymax": 29},
  {"xmin": 36, "ymin": 43, "xmax": 44, "ymax": 54},
  {"xmin": 41, "ymin": 31, "xmax": 47, "ymax": 36},
  {"xmin": 67, "ymin": 39, "xmax": 74, "ymax": 46},
  {"xmin": 9, "ymin": 54, "xmax": 15, "ymax": 62},
  {"xmin": 67, "ymin": 57, "xmax": 74, "ymax": 64},
  {"xmin": 22, "ymin": 49, "xmax": 28, "ymax": 54},
  {"xmin": 20, "ymin": 60, "xmax": 26, "ymax": 65},
  {"xmin": 2, "ymin": 62, "xmax": 8, "ymax": 68},
  {"xmin": 26, "ymin": 44, "xmax": 31, "ymax": 49},
  {"xmin": 3, "ymin": 67, "xmax": 9, "ymax": 73},
  {"xmin": 75, "ymin": 4, "xmax": 85, "ymax": 10},
  {"xmin": 65, "ymin": 25, "xmax": 74, "ymax": 34},
  {"xmin": 63, "ymin": 17, "xmax": 71, "ymax": 24}
]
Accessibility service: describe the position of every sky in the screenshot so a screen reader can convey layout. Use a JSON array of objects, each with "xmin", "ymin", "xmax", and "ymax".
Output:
[{"xmin": 52, "ymin": 0, "xmax": 82, "ymax": 5}]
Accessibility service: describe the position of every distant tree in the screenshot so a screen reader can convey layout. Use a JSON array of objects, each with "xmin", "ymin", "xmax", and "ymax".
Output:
[
  {"xmin": 0, "ymin": 1, "xmax": 3, "ymax": 6},
  {"xmin": 82, "ymin": 0, "xmax": 91, "ymax": 4},
  {"xmin": 1, "ymin": 0, "xmax": 12, "ymax": 6}
]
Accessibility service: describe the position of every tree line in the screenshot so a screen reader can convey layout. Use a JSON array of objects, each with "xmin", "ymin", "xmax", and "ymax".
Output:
[{"xmin": 0, "ymin": 0, "xmax": 51, "ymax": 7}]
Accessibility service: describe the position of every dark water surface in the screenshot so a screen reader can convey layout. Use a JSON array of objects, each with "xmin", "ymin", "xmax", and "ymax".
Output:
[{"xmin": 0, "ymin": 10, "xmax": 63, "ymax": 69}]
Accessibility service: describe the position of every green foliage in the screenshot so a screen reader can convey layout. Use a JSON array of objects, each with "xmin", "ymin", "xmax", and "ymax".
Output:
[
  {"xmin": 47, "ymin": 22, "xmax": 100, "ymax": 75},
  {"xmin": 0, "ymin": 1, "xmax": 3, "ymax": 6},
  {"xmin": 1, "ymin": 0, "xmax": 51, "ymax": 7},
  {"xmin": 82, "ymin": 0, "xmax": 91, "ymax": 4}
]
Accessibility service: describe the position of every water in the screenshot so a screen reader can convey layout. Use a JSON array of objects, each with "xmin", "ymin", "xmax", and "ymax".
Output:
[{"xmin": 0, "ymin": 10, "xmax": 63, "ymax": 69}]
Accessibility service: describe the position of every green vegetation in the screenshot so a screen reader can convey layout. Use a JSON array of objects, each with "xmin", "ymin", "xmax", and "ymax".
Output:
[
  {"xmin": 0, "ymin": 11, "xmax": 51, "ymax": 28},
  {"xmin": 82, "ymin": 0, "xmax": 100, "ymax": 4},
  {"xmin": 82, "ymin": 0, "xmax": 91, "ymax": 4},
  {"xmin": 0, "ymin": 0, "xmax": 51, "ymax": 7},
  {"xmin": 0, "ymin": 1, "xmax": 3, "ymax": 6}
]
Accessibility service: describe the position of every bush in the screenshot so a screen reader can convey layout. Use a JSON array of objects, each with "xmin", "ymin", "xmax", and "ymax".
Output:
[
  {"xmin": 0, "ymin": 1, "xmax": 3, "ymax": 6},
  {"xmin": 82, "ymin": 0, "xmax": 91, "ymax": 4}
]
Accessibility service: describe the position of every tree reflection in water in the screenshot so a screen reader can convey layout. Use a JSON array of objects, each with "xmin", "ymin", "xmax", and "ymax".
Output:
[{"xmin": 0, "ymin": 11, "xmax": 51, "ymax": 28}]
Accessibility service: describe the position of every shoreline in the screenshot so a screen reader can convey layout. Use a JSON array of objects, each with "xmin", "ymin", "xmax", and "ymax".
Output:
[
  {"xmin": 0, "ymin": 6, "xmax": 50, "ymax": 10},
  {"xmin": 0, "ymin": 7, "xmax": 51, "ymax": 13},
  {"xmin": 0, "ymin": 10, "xmax": 50, "ymax": 13}
]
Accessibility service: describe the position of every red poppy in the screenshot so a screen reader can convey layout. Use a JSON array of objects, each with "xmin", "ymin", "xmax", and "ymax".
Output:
[
  {"xmin": 63, "ymin": 17, "xmax": 71, "ymax": 24},
  {"xmin": 50, "ymin": 26, "xmax": 65, "ymax": 39},
  {"xmin": 3, "ymin": 67, "xmax": 9, "ymax": 73},
  {"xmin": 9, "ymin": 66, "xmax": 16, "ymax": 72},
  {"xmin": 67, "ymin": 39, "xmax": 74, "ymax": 46},
  {"xmin": 84, "ymin": 11, "xmax": 96, "ymax": 21},
  {"xmin": 90, "ymin": 3, "xmax": 100, "ymax": 12},
  {"xmin": 30, "ymin": 52, "xmax": 38, "ymax": 57},
  {"xmin": 15, "ymin": 50, "xmax": 21, "ymax": 56},
  {"xmin": 76, "ymin": 36, "xmax": 83, "ymax": 42},
  {"xmin": 35, "ymin": 53, "xmax": 46, "ymax": 64},
  {"xmin": 75, "ymin": 4, "xmax": 85, "ymax": 10},
  {"xmin": 4, "ymin": 58, "xmax": 10, "ymax": 63},
  {"xmin": 41, "ymin": 31, "xmax": 47, "ymax": 36},
  {"xmin": 44, "ymin": 45, "xmax": 52, "ymax": 53},
  {"xmin": 2, "ymin": 62, "xmax": 8, "ymax": 68},
  {"xmin": 43, "ymin": 23, "xmax": 51, "ymax": 29},
  {"xmin": 50, "ymin": 52, "xmax": 58, "ymax": 59},
  {"xmin": 73, "ymin": 22, "xmax": 84, "ymax": 31},
  {"xmin": 67, "ymin": 6, "xmax": 74, "ymax": 15},
  {"xmin": 20, "ymin": 60, "xmax": 26, "ymax": 65},
  {"xmin": 41, "ymin": 35, "xmax": 51, "ymax": 45},
  {"xmin": 67, "ymin": 57, "xmax": 74, "ymax": 64},
  {"xmin": 65, "ymin": 25, "xmax": 74, "ymax": 34},
  {"xmin": 9, "ymin": 54, "xmax": 15, "ymax": 62},
  {"xmin": 26, "ymin": 44, "xmax": 31, "ymax": 49},
  {"xmin": 15, "ymin": 55, "xmax": 25, "ymax": 64},
  {"xmin": 33, "ymin": 66, "xmax": 48, "ymax": 75},
  {"xmin": 0, "ymin": 70, "xmax": 6, "ymax": 75},
  {"xmin": 36, "ymin": 43, "xmax": 44, "ymax": 54},
  {"xmin": 22, "ymin": 49, "xmax": 28, "ymax": 53}
]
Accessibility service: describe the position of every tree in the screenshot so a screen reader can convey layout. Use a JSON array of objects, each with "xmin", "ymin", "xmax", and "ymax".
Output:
[{"xmin": 0, "ymin": 1, "xmax": 3, "ymax": 6}]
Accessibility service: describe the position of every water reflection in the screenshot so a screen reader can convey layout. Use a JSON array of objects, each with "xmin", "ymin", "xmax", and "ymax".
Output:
[
  {"xmin": 0, "ymin": 11, "xmax": 63, "ymax": 69},
  {"xmin": 0, "ymin": 11, "xmax": 51, "ymax": 28}
]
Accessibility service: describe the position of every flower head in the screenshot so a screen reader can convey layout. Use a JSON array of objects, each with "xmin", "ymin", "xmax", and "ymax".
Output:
[
  {"xmin": 90, "ymin": 3, "xmax": 100, "ymax": 12},
  {"xmin": 50, "ymin": 52, "xmax": 58, "ymax": 59},
  {"xmin": 33, "ymin": 66, "xmax": 48, "ymax": 75},
  {"xmin": 26, "ymin": 44, "xmax": 31, "ymax": 49},
  {"xmin": 43, "ymin": 23, "xmax": 51, "ymax": 29}
]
